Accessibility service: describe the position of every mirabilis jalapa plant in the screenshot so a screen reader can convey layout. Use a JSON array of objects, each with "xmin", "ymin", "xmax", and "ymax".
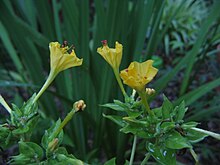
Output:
[
  {"xmin": 0, "ymin": 40, "xmax": 220, "ymax": 165},
  {"xmin": 0, "ymin": 41, "xmax": 87, "ymax": 164},
  {"xmin": 97, "ymin": 40, "xmax": 220, "ymax": 165}
]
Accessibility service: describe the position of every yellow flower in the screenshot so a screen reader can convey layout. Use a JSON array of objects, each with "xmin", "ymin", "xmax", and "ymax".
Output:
[
  {"xmin": 49, "ymin": 42, "xmax": 83, "ymax": 74},
  {"xmin": 33, "ymin": 41, "xmax": 83, "ymax": 103},
  {"xmin": 120, "ymin": 60, "xmax": 158, "ymax": 91},
  {"xmin": 97, "ymin": 40, "xmax": 123, "ymax": 70}
]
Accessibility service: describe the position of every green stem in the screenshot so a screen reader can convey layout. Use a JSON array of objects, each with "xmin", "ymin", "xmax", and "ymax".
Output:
[
  {"xmin": 138, "ymin": 90, "xmax": 154, "ymax": 116},
  {"xmin": 140, "ymin": 153, "xmax": 151, "ymax": 165},
  {"xmin": 0, "ymin": 95, "xmax": 12, "ymax": 114},
  {"xmin": 191, "ymin": 127, "xmax": 220, "ymax": 140},
  {"xmin": 129, "ymin": 135, "xmax": 137, "ymax": 165},
  {"xmin": 53, "ymin": 109, "xmax": 76, "ymax": 138},
  {"xmin": 189, "ymin": 148, "xmax": 198, "ymax": 165},
  {"xmin": 33, "ymin": 70, "xmax": 57, "ymax": 103},
  {"xmin": 113, "ymin": 68, "xmax": 128, "ymax": 98}
]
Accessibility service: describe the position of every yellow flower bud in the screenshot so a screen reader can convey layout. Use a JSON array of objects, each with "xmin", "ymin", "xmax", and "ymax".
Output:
[
  {"xmin": 48, "ymin": 138, "xmax": 59, "ymax": 152},
  {"xmin": 145, "ymin": 88, "xmax": 155, "ymax": 95},
  {"xmin": 49, "ymin": 42, "xmax": 83, "ymax": 74},
  {"xmin": 120, "ymin": 60, "xmax": 158, "ymax": 92},
  {"xmin": 97, "ymin": 40, "xmax": 123, "ymax": 70},
  {"xmin": 73, "ymin": 100, "xmax": 86, "ymax": 112}
]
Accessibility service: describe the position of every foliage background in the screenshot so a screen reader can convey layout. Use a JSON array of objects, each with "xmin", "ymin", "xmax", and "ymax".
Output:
[{"xmin": 0, "ymin": 0, "xmax": 220, "ymax": 164}]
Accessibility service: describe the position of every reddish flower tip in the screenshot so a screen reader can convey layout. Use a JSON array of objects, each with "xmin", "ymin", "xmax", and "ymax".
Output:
[
  {"xmin": 101, "ymin": 40, "xmax": 108, "ymax": 46},
  {"xmin": 63, "ymin": 40, "xmax": 68, "ymax": 46}
]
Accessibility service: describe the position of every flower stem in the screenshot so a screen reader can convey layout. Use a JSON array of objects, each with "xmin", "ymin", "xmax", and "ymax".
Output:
[
  {"xmin": 138, "ymin": 90, "xmax": 154, "ymax": 116},
  {"xmin": 53, "ymin": 109, "xmax": 76, "ymax": 138},
  {"xmin": 190, "ymin": 148, "xmax": 198, "ymax": 165},
  {"xmin": 129, "ymin": 135, "xmax": 137, "ymax": 165},
  {"xmin": 191, "ymin": 127, "xmax": 220, "ymax": 140},
  {"xmin": 140, "ymin": 153, "xmax": 151, "ymax": 165},
  {"xmin": 113, "ymin": 69, "xmax": 128, "ymax": 98},
  {"xmin": 33, "ymin": 70, "xmax": 57, "ymax": 103},
  {"xmin": 0, "ymin": 95, "xmax": 12, "ymax": 114}
]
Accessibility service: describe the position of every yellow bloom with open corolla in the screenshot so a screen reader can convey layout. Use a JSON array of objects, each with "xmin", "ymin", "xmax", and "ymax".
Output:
[
  {"xmin": 120, "ymin": 60, "xmax": 158, "ymax": 92},
  {"xmin": 97, "ymin": 40, "xmax": 123, "ymax": 70},
  {"xmin": 49, "ymin": 42, "xmax": 83, "ymax": 75},
  {"xmin": 33, "ymin": 41, "xmax": 83, "ymax": 103}
]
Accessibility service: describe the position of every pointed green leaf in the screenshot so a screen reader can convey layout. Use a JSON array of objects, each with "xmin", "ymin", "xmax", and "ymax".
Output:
[
  {"xmin": 165, "ymin": 131, "xmax": 192, "ymax": 149},
  {"xmin": 181, "ymin": 122, "xmax": 198, "ymax": 129},
  {"xmin": 101, "ymin": 103, "xmax": 125, "ymax": 111},
  {"xmin": 185, "ymin": 129, "xmax": 208, "ymax": 143},
  {"xmin": 103, "ymin": 114, "xmax": 125, "ymax": 127},
  {"xmin": 175, "ymin": 101, "xmax": 187, "ymax": 121},
  {"xmin": 146, "ymin": 142, "xmax": 176, "ymax": 165},
  {"xmin": 18, "ymin": 141, "xmax": 44, "ymax": 159},
  {"xmin": 120, "ymin": 124, "xmax": 152, "ymax": 139},
  {"xmin": 162, "ymin": 95, "xmax": 173, "ymax": 119},
  {"xmin": 41, "ymin": 119, "xmax": 63, "ymax": 150}
]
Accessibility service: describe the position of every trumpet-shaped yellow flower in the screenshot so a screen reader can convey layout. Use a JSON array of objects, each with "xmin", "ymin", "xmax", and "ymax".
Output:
[
  {"xmin": 97, "ymin": 40, "xmax": 123, "ymax": 70},
  {"xmin": 120, "ymin": 60, "xmax": 158, "ymax": 91},
  {"xmin": 33, "ymin": 41, "xmax": 83, "ymax": 103},
  {"xmin": 49, "ymin": 42, "xmax": 83, "ymax": 74}
]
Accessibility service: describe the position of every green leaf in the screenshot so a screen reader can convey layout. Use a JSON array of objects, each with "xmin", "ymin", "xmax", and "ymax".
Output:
[
  {"xmin": 104, "ymin": 157, "xmax": 116, "ymax": 165},
  {"xmin": 12, "ymin": 126, "xmax": 29, "ymax": 135},
  {"xmin": 24, "ymin": 115, "xmax": 40, "ymax": 136},
  {"xmin": 41, "ymin": 119, "xmax": 63, "ymax": 150},
  {"xmin": 21, "ymin": 93, "xmax": 37, "ymax": 117},
  {"xmin": 181, "ymin": 122, "xmax": 198, "ymax": 129},
  {"xmin": 0, "ymin": 125, "xmax": 11, "ymax": 147},
  {"xmin": 11, "ymin": 103, "xmax": 22, "ymax": 118},
  {"xmin": 186, "ymin": 105, "xmax": 220, "ymax": 121},
  {"xmin": 146, "ymin": 142, "xmax": 176, "ymax": 165},
  {"xmin": 11, "ymin": 141, "xmax": 44, "ymax": 164},
  {"xmin": 11, "ymin": 94, "xmax": 38, "ymax": 125},
  {"xmin": 56, "ymin": 154, "xmax": 84, "ymax": 165},
  {"xmin": 162, "ymin": 95, "xmax": 173, "ymax": 119},
  {"xmin": 151, "ymin": 55, "xmax": 163, "ymax": 68},
  {"xmin": 153, "ymin": 107, "xmax": 162, "ymax": 118},
  {"xmin": 175, "ymin": 101, "xmax": 187, "ymax": 121},
  {"xmin": 126, "ymin": 110, "xmax": 142, "ymax": 118},
  {"xmin": 54, "ymin": 147, "xmax": 68, "ymax": 155},
  {"xmin": 165, "ymin": 131, "xmax": 192, "ymax": 149},
  {"xmin": 175, "ymin": 77, "xmax": 220, "ymax": 106},
  {"xmin": 0, "ymin": 21, "xmax": 24, "ymax": 73},
  {"xmin": 185, "ymin": 129, "xmax": 208, "ymax": 143},
  {"xmin": 101, "ymin": 103, "xmax": 125, "ymax": 112},
  {"xmin": 122, "ymin": 117, "xmax": 148, "ymax": 127},
  {"xmin": 160, "ymin": 122, "xmax": 175, "ymax": 132},
  {"xmin": 18, "ymin": 141, "xmax": 44, "ymax": 159},
  {"xmin": 114, "ymin": 100, "xmax": 130, "ymax": 109},
  {"xmin": 102, "ymin": 114, "xmax": 125, "ymax": 127},
  {"xmin": 120, "ymin": 124, "xmax": 152, "ymax": 139}
]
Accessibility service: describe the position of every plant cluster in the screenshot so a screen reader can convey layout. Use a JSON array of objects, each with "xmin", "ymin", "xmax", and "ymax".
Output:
[
  {"xmin": 1, "ymin": 40, "xmax": 220, "ymax": 165},
  {"xmin": 97, "ymin": 41, "xmax": 220, "ymax": 165},
  {"xmin": 0, "ymin": 42, "xmax": 85, "ymax": 164},
  {"xmin": 161, "ymin": 0, "xmax": 208, "ymax": 55},
  {"xmin": 1, "ymin": 0, "xmax": 220, "ymax": 164}
]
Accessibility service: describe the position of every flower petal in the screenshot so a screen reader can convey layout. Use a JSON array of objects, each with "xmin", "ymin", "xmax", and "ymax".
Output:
[
  {"xmin": 120, "ymin": 60, "xmax": 158, "ymax": 91},
  {"xmin": 97, "ymin": 41, "xmax": 123, "ymax": 69},
  {"xmin": 49, "ymin": 41, "xmax": 83, "ymax": 74}
]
